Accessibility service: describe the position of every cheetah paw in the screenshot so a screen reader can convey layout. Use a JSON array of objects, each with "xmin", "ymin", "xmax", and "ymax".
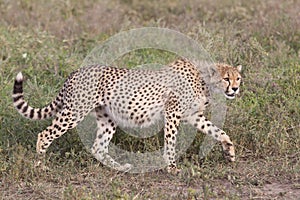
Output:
[
  {"xmin": 222, "ymin": 141, "xmax": 235, "ymax": 162},
  {"xmin": 116, "ymin": 163, "xmax": 132, "ymax": 172},
  {"xmin": 167, "ymin": 165, "xmax": 181, "ymax": 175}
]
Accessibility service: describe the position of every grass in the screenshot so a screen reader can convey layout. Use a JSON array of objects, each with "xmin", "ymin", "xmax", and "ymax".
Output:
[{"xmin": 0, "ymin": 0, "xmax": 300, "ymax": 199}]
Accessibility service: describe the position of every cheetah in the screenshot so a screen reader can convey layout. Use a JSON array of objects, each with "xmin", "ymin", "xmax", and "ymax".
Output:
[{"xmin": 12, "ymin": 58, "xmax": 242, "ymax": 173}]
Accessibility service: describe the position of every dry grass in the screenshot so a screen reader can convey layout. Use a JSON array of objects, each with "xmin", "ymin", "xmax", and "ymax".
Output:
[{"xmin": 0, "ymin": 0, "xmax": 299, "ymax": 199}]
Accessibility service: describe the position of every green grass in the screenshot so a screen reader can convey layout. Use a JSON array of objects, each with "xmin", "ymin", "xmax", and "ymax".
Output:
[{"xmin": 1, "ymin": 0, "xmax": 300, "ymax": 199}]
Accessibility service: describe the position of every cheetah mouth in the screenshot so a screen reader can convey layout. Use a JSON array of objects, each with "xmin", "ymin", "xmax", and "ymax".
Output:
[{"xmin": 224, "ymin": 93, "xmax": 236, "ymax": 99}]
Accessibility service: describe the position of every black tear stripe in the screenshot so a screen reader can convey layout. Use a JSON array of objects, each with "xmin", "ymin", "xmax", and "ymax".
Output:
[
  {"xmin": 226, "ymin": 72, "xmax": 230, "ymax": 92},
  {"xmin": 226, "ymin": 82, "xmax": 230, "ymax": 93},
  {"xmin": 225, "ymin": 75, "xmax": 231, "ymax": 93}
]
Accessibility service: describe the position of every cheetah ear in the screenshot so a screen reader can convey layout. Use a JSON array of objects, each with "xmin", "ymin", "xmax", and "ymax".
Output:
[{"xmin": 236, "ymin": 65, "xmax": 242, "ymax": 72}]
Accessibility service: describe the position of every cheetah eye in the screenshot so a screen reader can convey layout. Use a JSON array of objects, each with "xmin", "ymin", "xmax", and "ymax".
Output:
[
  {"xmin": 237, "ymin": 77, "xmax": 241, "ymax": 81},
  {"xmin": 223, "ymin": 78, "xmax": 229, "ymax": 82}
]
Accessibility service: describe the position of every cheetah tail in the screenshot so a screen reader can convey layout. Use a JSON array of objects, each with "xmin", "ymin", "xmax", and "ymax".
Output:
[{"xmin": 12, "ymin": 72, "xmax": 63, "ymax": 120}]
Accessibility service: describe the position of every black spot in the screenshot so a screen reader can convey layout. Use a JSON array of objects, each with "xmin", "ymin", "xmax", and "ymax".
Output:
[
  {"xmin": 50, "ymin": 103, "xmax": 54, "ymax": 110},
  {"xmin": 16, "ymin": 101, "xmax": 24, "ymax": 109},
  {"xmin": 208, "ymin": 130, "xmax": 212, "ymax": 134},
  {"xmin": 22, "ymin": 104, "xmax": 28, "ymax": 113},
  {"xmin": 37, "ymin": 110, "xmax": 42, "ymax": 119},
  {"xmin": 13, "ymin": 80, "xmax": 23, "ymax": 93},
  {"xmin": 13, "ymin": 95, "xmax": 22, "ymax": 102}
]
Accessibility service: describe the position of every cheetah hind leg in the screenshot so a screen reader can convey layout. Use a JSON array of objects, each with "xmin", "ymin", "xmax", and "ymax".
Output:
[
  {"xmin": 163, "ymin": 93, "xmax": 182, "ymax": 174},
  {"xmin": 91, "ymin": 106, "xmax": 131, "ymax": 172},
  {"xmin": 35, "ymin": 108, "xmax": 88, "ymax": 169},
  {"xmin": 36, "ymin": 108, "xmax": 83, "ymax": 154}
]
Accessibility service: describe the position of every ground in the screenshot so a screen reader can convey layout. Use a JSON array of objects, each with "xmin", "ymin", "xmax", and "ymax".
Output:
[
  {"xmin": 1, "ymin": 153, "xmax": 300, "ymax": 199},
  {"xmin": 0, "ymin": 0, "xmax": 299, "ymax": 199}
]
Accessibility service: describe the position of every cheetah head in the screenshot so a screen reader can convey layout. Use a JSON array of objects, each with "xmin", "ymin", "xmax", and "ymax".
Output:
[{"xmin": 217, "ymin": 64, "xmax": 242, "ymax": 99}]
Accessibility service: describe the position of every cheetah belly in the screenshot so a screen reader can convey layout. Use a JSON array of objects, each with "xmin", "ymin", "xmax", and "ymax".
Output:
[
  {"xmin": 105, "ymin": 86, "xmax": 167, "ymax": 128},
  {"xmin": 106, "ymin": 100, "xmax": 165, "ymax": 129}
]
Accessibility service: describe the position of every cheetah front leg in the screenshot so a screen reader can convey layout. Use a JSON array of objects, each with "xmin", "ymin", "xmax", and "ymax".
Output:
[
  {"xmin": 184, "ymin": 112, "xmax": 235, "ymax": 162},
  {"xmin": 91, "ymin": 106, "xmax": 131, "ymax": 172}
]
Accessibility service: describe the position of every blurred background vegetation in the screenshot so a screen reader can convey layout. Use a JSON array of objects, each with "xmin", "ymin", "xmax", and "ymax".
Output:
[{"xmin": 0, "ymin": 0, "xmax": 299, "ymax": 199}]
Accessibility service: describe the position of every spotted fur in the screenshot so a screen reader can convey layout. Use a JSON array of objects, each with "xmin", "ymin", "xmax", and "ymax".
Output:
[{"xmin": 12, "ymin": 58, "xmax": 242, "ymax": 172}]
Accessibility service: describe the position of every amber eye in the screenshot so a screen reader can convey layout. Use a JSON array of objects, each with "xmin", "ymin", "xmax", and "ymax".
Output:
[{"xmin": 223, "ymin": 78, "xmax": 229, "ymax": 82}]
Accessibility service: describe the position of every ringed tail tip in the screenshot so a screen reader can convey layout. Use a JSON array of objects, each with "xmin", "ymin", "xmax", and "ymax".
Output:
[{"xmin": 16, "ymin": 72, "xmax": 23, "ymax": 82}]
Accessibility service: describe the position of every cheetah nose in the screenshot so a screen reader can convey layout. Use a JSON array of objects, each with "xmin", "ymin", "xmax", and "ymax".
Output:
[{"xmin": 232, "ymin": 87, "xmax": 238, "ymax": 92}]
